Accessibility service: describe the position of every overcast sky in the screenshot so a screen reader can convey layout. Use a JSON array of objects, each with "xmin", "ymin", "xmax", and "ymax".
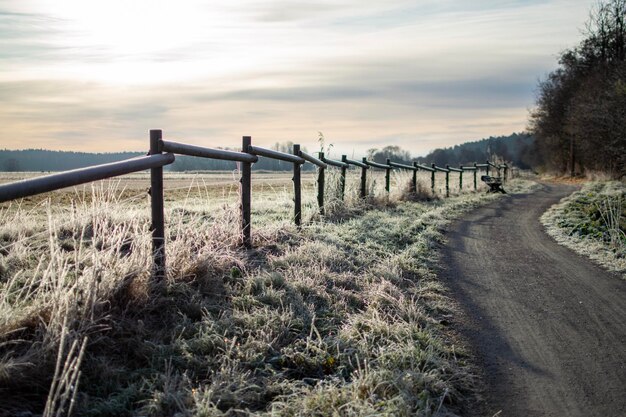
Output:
[{"xmin": 0, "ymin": 0, "xmax": 591, "ymax": 157}]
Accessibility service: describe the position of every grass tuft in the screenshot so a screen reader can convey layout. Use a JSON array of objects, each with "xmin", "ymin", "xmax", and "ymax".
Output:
[{"xmin": 541, "ymin": 180, "xmax": 626, "ymax": 277}]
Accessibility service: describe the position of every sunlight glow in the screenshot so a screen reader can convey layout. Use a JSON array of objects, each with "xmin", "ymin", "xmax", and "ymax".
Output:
[
  {"xmin": 47, "ymin": 1, "xmax": 209, "ymax": 52},
  {"xmin": 14, "ymin": 1, "xmax": 271, "ymax": 85},
  {"xmin": 0, "ymin": 0, "xmax": 593, "ymax": 153}
]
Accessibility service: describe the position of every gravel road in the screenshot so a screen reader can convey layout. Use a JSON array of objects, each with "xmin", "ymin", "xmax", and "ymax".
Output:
[{"xmin": 440, "ymin": 182, "xmax": 626, "ymax": 417}]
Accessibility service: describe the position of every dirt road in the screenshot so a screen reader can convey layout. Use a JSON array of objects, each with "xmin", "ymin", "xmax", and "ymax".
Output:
[{"xmin": 440, "ymin": 182, "xmax": 626, "ymax": 417}]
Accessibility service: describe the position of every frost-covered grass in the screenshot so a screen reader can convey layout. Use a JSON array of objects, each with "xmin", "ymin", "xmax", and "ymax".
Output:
[
  {"xmin": 0, "ymin": 172, "xmax": 531, "ymax": 416},
  {"xmin": 541, "ymin": 181, "xmax": 626, "ymax": 278}
]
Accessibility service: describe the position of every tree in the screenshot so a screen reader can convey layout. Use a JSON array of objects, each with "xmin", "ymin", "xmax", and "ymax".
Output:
[
  {"xmin": 368, "ymin": 146, "xmax": 411, "ymax": 164},
  {"xmin": 3, "ymin": 158, "xmax": 19, "ymax": 171},
  {"xmin": 529, "ymin": 0, "xmax": 626, "ymax": 178}
]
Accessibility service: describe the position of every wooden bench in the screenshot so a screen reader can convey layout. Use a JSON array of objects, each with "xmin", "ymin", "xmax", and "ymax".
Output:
[{"xmin": 481, "ymin": 175, "xmax": 506, "ymax": 193}]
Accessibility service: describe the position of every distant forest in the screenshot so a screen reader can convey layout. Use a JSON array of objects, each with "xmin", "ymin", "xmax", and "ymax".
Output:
[
  {"xmin": 0, "ymin": 143, "xmax": 315, "ymax": 173},
  {"xmin": 417, "ymin": 133, "xmax": 535, "ymax": 168},
  {"xmin": 0, "ymin": 150, "xmax": 144, "ymax": 172},
  {"xmin": 0, "ymin": 133, "xmax": 534, "ymax": 173},
  {"xmin": 366, "ymin": 132, "xmax": 535, "ymax": 169}
]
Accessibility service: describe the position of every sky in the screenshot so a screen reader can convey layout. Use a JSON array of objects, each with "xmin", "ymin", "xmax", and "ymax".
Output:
[{"xmin": 0, "ymin": 0, "xmax": 592, "ymax": 157}]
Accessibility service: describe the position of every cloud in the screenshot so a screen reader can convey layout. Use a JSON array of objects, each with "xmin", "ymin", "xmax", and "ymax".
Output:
[
  {"xmin": 0, "ymin": 10, "xmax": 67, "ymax": 63},
  {"xmin": 249, "ymin": 1, "xmax": 347, "ymax": 22},
  {"xmin": 0, "ymin": 0, "xmax": 593, "ymax": 157},
  {"xmin": 0, "ymin": 10, "xmax": 58, "ymax": 39}
]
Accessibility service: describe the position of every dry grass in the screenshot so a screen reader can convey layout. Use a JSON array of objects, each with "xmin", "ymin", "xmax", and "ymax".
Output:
[
  {"xmin": 541, "ymin": 180, "xmax": 626, "ymax": 278},
  {"xmin": 0, "ymin": 170, "xmax": 528, "ymax": 416}
]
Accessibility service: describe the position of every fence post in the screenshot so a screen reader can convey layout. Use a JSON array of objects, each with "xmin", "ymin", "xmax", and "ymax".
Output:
[
  {"xmin": 149, "ymin": 129, "xmax": 166, "ymax": 281},
  {"xmin": 340, "ymin": 155, "xmax": 347, "ymax": 201},
  {"xmin": 317, "ymin": 152, "xmax": 325, "ymax": 215},
  {"xmin": 459, "ymin": 167, "xmax": 463, "ymax": 190},
  {"xmin": 485, "ymin": 160, "xmax": 490, "ymax": 176},
  {"xmin": 503, "ymin": 164, "xmax": 508, "ymax": 183},
  {"xmin": 445, "ymin": 165, "xmax": 450, "ymax": 198},
  {"xmin": 293, "ymin": 144, "xmax": 302, "ymax": 227},
  {"xmin": 412, "ymin": 162, "xmax": 418, "ymax": 194},
  {"xmin": 385, "ymin": 158, "xmax": 391, "ymax": 193},
  {"xmin": 360, "ymin": 157, "xmax": 368, "ymax": 198},
  {"xmin": 241, "ymin": 136, "xmax": 252, "ymax": 248},
  {"xmin": 473, "ymin": 163, "xmax": 477, "ymax": 190},
  {"xmin": 431, "ymin": 163, "xmax": 436, "ymax": 194}
]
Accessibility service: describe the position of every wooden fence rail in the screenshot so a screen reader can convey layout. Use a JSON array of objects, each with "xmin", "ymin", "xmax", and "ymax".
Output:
[
  {"xmin": 0, "ymin": 153, "xmax": 175, "ymax": 203},
  {"xmin": 0, "ymin": 129, "xmax": 509, "ymax": 278},
  {"xmin": 161, "ymin": 140, "xmax": 257, "ymax": 163}
]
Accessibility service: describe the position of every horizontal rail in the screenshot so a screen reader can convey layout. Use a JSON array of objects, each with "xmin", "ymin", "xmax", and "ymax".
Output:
[
  {"xmin": 320, "ymin": 154, "xmax": 349, "ymax": 168},
  {"xmin": 475, "ymin": 163, "xmax": 489, "ymax": 168},
  {"xmin": 487, "ymin": 161, "xmax": 499, "ymax": 168},
  {"xmin": 365, "ymin": 160, "xmax": 392, "ymax": 169},
  {"xmin": 344, "ymin": 158, "xmax": 369, "ymax": 169},
  {"xmin": 414, "ymin": 163, "xmax": 435, "ymax": 172},
  {"xmin": 447, "ymin": 166, "xmax": 463, "ymax": 173},
  {"xmin": 432, "ymin": 165, "xmax": 449, "ymax": 172},
  {"xmin": 161, "ymin": 140, "xmax": 258, "ymax": 163},
  {"xmin": 0, "ymin": 153, "xmax": 175, "ymax": 203},
  {"xmin": 249, "ymin": 145, "xmax": 305, "ymax": 164},
  {"xmin": 460, "ymin": 165, "xmax": 477, "ymax": 171},
  {"xmin": 299, "ymin": 151, "xmax": 327, "ymax": 168},
  {"xmin": 389, "ymin": 161, "xmax": 417, "ymax": 170}
]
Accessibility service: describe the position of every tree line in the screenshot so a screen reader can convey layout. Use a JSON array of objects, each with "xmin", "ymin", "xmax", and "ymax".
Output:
[
  {"xmin": 0, "ymin": 121, "xmax": 535, "ymax": 174},
  {"xmin": 367, "ymin": 133, "xmax": 535, "ymax": 169},
  {"xmin": 0, "ymin": 150, "xmax": 144, "ymax": 172},
  {"xmin": 0, "ymin": 143, "xmax": 315, "ymax": 173},
  {"xmin": 0, "ymin": 133, "xmax": 533, "ymax": 174},
  {"xmin": 529, "ymin": 0, "xmax": 626, "ymax": 178}
]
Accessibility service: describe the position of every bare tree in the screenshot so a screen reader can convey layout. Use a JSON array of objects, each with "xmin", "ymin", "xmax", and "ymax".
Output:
[{"xmin": 529, "ymin": 0, "xmax": 626, "ymax": 178}]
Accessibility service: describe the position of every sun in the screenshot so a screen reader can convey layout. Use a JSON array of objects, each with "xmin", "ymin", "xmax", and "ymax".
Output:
[
  {"xmin": 28, "ymin": 0, "xmax": 243, "ymax": 85},
  {"xmin": 48, "ymin": 0, "xmax": 207, "ymax": 53},
  {"xmin": 10, "ymin": 0, "xmax": 341, "ymax": 86}
]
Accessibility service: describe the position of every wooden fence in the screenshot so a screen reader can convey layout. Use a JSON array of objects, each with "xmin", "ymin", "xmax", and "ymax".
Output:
[{"xmin": 0, "ymin": 129, "xmax": 508, "ymax": 278}]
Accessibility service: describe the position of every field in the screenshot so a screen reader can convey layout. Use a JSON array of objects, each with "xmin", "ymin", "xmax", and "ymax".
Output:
[
  {"xmin": 0, "ymin": 169, "xmax": 473, "ymax": 207},
  {"xmin": 0, "ymin": 169, "xmax": 516, "ymax": 416}
]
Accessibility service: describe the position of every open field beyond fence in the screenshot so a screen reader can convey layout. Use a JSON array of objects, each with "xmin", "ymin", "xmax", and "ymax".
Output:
[{"xmin": 0, "ymin": 169, "xmax": 488, "ymax": 214}]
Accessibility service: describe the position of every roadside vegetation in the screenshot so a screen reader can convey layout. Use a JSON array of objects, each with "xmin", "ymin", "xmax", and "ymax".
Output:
[
  {"xmin": 0, "ymin": 170, "xmax": 531, "ymax": 416},
  {"xmin": 541, "ymin": 180, "xmax": 626, "ymax": 278}
]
